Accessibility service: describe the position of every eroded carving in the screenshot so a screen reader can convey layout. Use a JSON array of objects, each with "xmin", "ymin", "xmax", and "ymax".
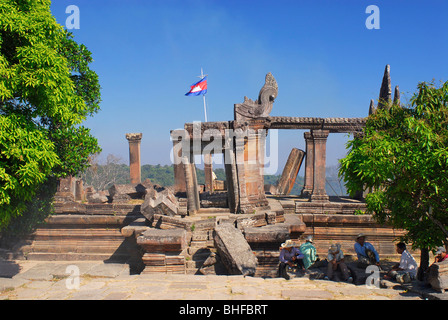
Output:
[{"xmin": 234, "ymin": 72, "xmax": 278, "ymax": 121}]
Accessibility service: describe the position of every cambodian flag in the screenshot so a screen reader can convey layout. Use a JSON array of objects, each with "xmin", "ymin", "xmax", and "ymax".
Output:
[{"xmin": 185, "ymin": 76, "xmax": 207, "ymax": 96}]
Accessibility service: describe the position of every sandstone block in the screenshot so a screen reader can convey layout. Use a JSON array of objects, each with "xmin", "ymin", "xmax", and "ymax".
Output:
[
  {"xmin": 213, "ymin": 223, "xmax": 257, "ymax": 276},
  {"xmin": 141, "ymin": 192, "xmax": 178, "ymax": 222},
  {"xmin": 428, "ymin": 260, "xmax": 448, "ymax": 293},
  {"xmin": 86, "ymin": 191, "xmax": 108, "ymax": 204},
  {"xmin": 137, "ymin": 228, "xmax": 187, "ymax": 253}
]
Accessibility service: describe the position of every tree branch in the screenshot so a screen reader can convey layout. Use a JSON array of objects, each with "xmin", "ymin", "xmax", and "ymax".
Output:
[{"xmin": 426, "ymin": 206, "xmax": 448, "ymax": 238}]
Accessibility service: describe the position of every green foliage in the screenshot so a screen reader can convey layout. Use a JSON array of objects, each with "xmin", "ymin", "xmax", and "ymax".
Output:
[
  {"xmin": 0, "ymin": 0, "xmax": 101, "ymax": 229},
  {"xmin": 340, "ymin": 80, "xmax": 448, "ymax": 250},
  {"xmin": 0, "ymin": 176, "xmax": 57, "ymax": 240},
  {"xmin": 141, "ymin": 164, "xmax": 174, "ymax": 187}
]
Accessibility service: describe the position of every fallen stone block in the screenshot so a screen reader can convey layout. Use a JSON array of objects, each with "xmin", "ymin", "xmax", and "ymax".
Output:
[
  {"xmin": 213, "ymin": 223, "xmax": 258, "ymax": 276},
  {"xmin": 108, "ymin": 184, "xmax": 136, "ymax": 202},
  {"xmin": 141, "ymin": 252, "xmax": 186, "ymax": 274},
  {"xmin": 108, "ymin": 182, "xmax": 151, "ymax": 203},
  {"xmin": 235, "ymin": 213, "xmax": 267, "ymax": 229},
  {"xmin": 152, "ymin": 214, "xmax": 193, "ymax": 230},
  {"xmin": 198, "ymin": 252, "xmax": 228, "ymax": 275},
  {"xmin": 86, "ymin": 191, "xmax": 108, "ymax": 204},
  {"xmin": 243, "ymin": 225, "xmax": 290, "ymax": 250},
  {"xmin": 137, "ymin": 228, "xmax": 187, "ymax": 274},
  {"xmin": 277, "ymin": 148, "xmax": 305, "ymax": 195},
  {"xmin": 283, "ymin": 214, "xmax": 307, "ymax": 239},
  {"xmin": 137, "ymin": 228, "xmax": 187, "ymax": 253},
  {"xmin": 121, "ymin": 218, "xmax": 150, "ymax": 238},
  {"xmin": 264, "ymin": 184, "xmax": 278, "ymax": 195},
  {"xmin": 141, "ymin": 192, "xmax": 178, "ymax": 222},
  {"xmin": 428, "ymin": 260, "xmax": 448, "ymax": 293}
]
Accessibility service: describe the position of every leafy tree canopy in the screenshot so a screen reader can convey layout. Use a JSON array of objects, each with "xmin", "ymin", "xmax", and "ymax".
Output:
[
  {"xmin": 340, "ymin": 80, "xmax": 448, "ymax": 251},
  {"xmin": 0, "ymin": 0, "xmax": 101, "ymax": 228}
]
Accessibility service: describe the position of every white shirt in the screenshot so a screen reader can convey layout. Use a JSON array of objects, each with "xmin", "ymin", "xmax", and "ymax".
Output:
[
  {"xmin": 399, "ymin": 250, "xmax": 418, "ymax": 277},
  {"xmin": 328, "ymin": 249, "xmax": 344, "ymax": 262}
]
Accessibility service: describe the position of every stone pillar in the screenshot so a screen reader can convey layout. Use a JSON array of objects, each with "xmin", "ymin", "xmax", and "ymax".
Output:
[
  {"xmin": 277, "ymin": 148, "xmax": 305, "ymax": 195},
  {"xmin": 301, "ymin": 131, "xmax": 314, "ymax": 197},
  {"xmin": 126, "ymin": 133, "xmax": 142, "ymax": 184},
  {"xmin": 234, "ymin": 132, "xmax": 249, "ymax": 213},
  {"xmin": 310, "ymin": 129, "xmax": 330, "ymax": 202},
  {"xmin": 224, "ymin": 136, "xmax": 239, "ymax": 213},
  {"xmin": 170, "ymin": 129, "xmax": 187, "ymax": 193},
  {"xmin": 234, "ymin": 121, "xmax": 269, "ymax": 213},
  {"xmin": 204, "ymin": 154, "xmax": 214, "ymax": 193},
  {"xmin": 54, "ymin": 176, "xmax": 75, "ymax": 202},
  {"xmin": 182, "ymin": 156, "xmax": 200, "ymax": 215},
  {"xmin": 75, "ymin": 179, "xmax": 84, "ymax": 201}
]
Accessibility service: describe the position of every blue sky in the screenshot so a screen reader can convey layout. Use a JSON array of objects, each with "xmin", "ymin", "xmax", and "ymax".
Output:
[{"xmin": 50, "ymin": 0, "xmax": 448, "ymax": 175}]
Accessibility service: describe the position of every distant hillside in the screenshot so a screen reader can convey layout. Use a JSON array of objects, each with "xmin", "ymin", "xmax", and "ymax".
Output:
[{"xmin": 81, "ymin": 163, "xmax": 346, "ymax": 196}]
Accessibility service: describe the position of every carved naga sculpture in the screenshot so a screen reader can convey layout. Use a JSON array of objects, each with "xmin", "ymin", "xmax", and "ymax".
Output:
[{"xmin": 234, "ymin": 72, "xmax": 278, "ymax": 122}]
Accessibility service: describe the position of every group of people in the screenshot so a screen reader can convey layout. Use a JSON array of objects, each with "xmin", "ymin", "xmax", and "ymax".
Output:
[{"xmin": 278, "ymin": 233, "xmax": 446, "ymax": 284}]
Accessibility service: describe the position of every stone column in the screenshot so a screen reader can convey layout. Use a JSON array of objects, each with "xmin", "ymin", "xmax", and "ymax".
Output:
[
  {"xmin": 224, "ymin": 137, "xmax": 239, "ymax": 213},
  {"xmin": 301, "ymin": 131, "xmax": 314, "ymax": 197},
  {"xmin": 234, "ymin": 132, "xmax": 249, "ymax": 213},
  {"xmin": 54, "ymin": 176, "xmax": 75, "ymax": 202},
  {"xmin": 277, "ymin": 148, "xmax": 305, "ymax": 195},
  {"xmin": 75, "ymin": 179, "xmax": 84, "ymax": 201},
  {"xmin": 204, "ymin": 154, "xmax": 214, "ymax": 193},
  {"xmin": 170, "ymin": 129, "xmax": 187, "ymax": 193},
  {"xmin": 126, "ymin": 133, "xmax": 142, "ymax": 184},
  {"xmin": 310, "ymin": 129, "xmax": 330, "ymax": 202},
  {"xmin": 182, "ymin": 156, "xmax": 200, "ymax": 215}
]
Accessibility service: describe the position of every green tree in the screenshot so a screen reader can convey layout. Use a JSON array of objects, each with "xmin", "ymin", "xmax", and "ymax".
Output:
[
  {"xmin": 0, "ymin": 0, "xmax": 101, "ymax": 228},
  {"xmin": 340, "ymin": 80, "xmax": 448, "ymax": 275}
]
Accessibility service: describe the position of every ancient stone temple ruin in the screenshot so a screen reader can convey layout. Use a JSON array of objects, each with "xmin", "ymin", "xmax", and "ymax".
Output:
[{"xmin": 3, "ymin": 65, "xmax": 407, "ymax": 278}]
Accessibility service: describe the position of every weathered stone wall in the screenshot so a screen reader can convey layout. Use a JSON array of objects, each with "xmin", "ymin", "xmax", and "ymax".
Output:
[{"xmin": 299, "ymin": 213, "xmax": 407, "ymax": 258}]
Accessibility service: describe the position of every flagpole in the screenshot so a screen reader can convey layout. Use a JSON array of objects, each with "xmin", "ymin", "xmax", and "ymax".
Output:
[
  {"xmin": 203, "ymin": 94, "xmax": 208, "ymax": 122},
  {"xmin": 199, "ymin": 68, "xmax": 208, "ymax": 122}
]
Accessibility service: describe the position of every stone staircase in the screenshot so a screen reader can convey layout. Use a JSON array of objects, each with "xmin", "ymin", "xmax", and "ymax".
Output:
[
  {"xmin": 10, "ymin": 203, "xmax": 142, "ymax": 262},
  {"xmin": 185, "ymin": 229, "xmax": 215, "ymax": 274}
]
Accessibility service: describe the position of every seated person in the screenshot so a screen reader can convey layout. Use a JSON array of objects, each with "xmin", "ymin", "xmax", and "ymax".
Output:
[
  {"xmin": 300, "ymin": 235, "xmax": 320, "ymax": 269},
  {"xmin": 278, "ymin": 240, "xmax": 304, "ymax": 280},
  {"xmin": 433, "ymin": 246, "xmax": 447, "ymax": 264},
  {"xmin": 326, "ymin": 243, "xmax": 352, "ymax": 282},
  {"xmin": 354, "ymin": 233, "xmax": 380, "ymax": 268},
  {"xmin": 384, "ymin": 242, "xmax": 418, "ymax": 283}
]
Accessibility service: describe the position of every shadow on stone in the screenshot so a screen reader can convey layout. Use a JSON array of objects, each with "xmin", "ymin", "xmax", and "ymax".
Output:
[{"xmin": 0, "ymin": 261, "xmax": 21, "ymax": 278}]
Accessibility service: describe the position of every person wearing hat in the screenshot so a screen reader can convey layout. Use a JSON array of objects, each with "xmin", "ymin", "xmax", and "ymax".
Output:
[
  {"xmin": 300, "ymin": 235, "xmax": 319, "ymax": 270},
  {"xmin": 433, "ymin": 246, "xmax": 447, "ymax": 264},
  {"xmin": 354, "ymin": 233, "xmax": 380, "ymax": 268},
  {"xmin": 325, "ymin": 243, "xmax": 352, "ymax": 282},
  {"xmin": 278, "ymin": 240, "xmax": 305, "ymax": 280}
]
